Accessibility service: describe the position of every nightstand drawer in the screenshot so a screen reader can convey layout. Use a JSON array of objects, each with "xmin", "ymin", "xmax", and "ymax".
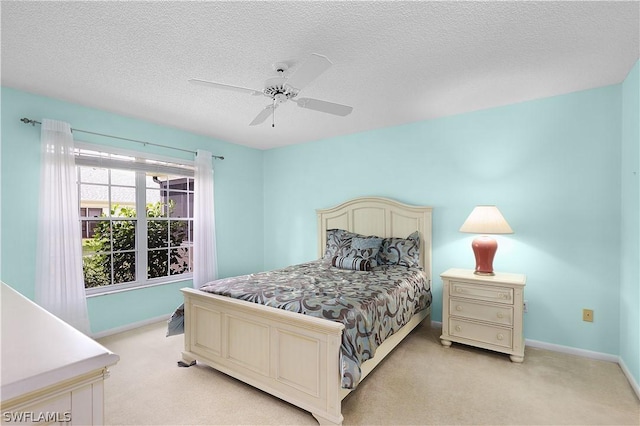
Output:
[
  {"xmin": 450, "ymin": 299, "xmax": 513, "ymax": 326},
  {"xmin": 450, "ymin": 281, "xmax": 513, "ymax": 304},
  {"xmin": 449, "ymin": 318, "xmax": 513, "ymax": 349}
]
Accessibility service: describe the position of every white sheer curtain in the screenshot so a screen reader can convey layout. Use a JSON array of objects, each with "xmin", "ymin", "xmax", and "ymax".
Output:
[
  {"xmin": 35, "ymin": 119, "xmax": 90, "ymax": 334},
  {"xmin": 193, "ymin": 149, "xmax": 218, "ymax": 288}
]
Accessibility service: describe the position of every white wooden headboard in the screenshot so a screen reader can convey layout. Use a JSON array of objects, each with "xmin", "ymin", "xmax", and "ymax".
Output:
[{"xmin": 317, "ymin": 197, "xmax": 433, "ymax": 282}]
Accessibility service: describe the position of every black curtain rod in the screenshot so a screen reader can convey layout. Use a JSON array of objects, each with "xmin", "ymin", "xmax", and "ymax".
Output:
[{"xmin": 20, "ymin": 118, "xmax": 224, "ymax": 160}]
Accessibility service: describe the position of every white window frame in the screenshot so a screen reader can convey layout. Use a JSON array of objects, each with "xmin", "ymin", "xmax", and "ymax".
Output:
[{"xmin": 75, "ymin": 142, "xmax": 195, "ymax": 296}]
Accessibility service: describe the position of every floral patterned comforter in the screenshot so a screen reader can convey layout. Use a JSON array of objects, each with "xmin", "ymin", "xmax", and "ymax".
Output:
[{"xmin": 169, "ymin": 260, "xmax": 431, "ymax": 389}]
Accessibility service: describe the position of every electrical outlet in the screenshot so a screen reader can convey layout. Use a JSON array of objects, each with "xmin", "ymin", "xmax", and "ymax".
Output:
[
  {"xmin": 523, "ymin": 300, "xmax": 528, "ymax": 313},
  {"xmin": 583, "ymin": 309, "xmax": 594, "ymax": 322}
]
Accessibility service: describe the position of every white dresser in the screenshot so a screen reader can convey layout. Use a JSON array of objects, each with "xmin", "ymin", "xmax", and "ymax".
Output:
[
  {"xmin": 1, "ymin": 283, "xmax": 119, "ymax": 425},
  {"xmin": 440, "ymin": 268, "xmax": 526, "ymax": 362}
]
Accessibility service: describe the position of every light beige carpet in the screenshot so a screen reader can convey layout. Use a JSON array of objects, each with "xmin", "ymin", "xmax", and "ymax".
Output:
[{"xmin": 97, "ymin": 320, "xmax": 639, "ymax": 425}]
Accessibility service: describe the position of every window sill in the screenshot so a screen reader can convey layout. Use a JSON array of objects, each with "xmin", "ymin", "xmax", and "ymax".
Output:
[{"xmin": 85, "ymin": 276, "xmax": 192, "ymax": 298}]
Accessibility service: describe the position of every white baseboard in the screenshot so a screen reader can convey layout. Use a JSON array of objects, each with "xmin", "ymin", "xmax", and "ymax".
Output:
[
  {"xmin": 90, "ymin": 314, "xmax": 169, "ymax": 339},
  {"xmin": 618, "ymin": 356, "xmax": 640, "ymax": 400},
  {"xmin": 524, "ymin": 338, "xmax": 619, "ymax": 363}
]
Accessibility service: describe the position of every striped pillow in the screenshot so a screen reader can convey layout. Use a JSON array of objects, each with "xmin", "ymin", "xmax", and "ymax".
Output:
[
  {"xmin": 332, "ymin": 255, "xmax": 372, "ymax": 271},
  {"xmin": 346, "ymin": 237, "xmax": 383, "ymax": 267}
]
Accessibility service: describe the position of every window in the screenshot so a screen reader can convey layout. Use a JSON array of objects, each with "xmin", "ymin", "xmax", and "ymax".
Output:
[{"xmin": 76, "ymin": 145, "xmax": 195, "ymax": 294}]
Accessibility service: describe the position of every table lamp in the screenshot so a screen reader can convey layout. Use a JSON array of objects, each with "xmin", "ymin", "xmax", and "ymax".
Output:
[{"xmin": 459, "ymin": 205, "xmax": 513, "ymax": 275}]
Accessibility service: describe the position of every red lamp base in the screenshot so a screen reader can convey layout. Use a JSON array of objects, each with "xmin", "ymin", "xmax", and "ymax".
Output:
[{"xmin": 471, "ymin": 236, "xmax": 497, "ymax": 275}]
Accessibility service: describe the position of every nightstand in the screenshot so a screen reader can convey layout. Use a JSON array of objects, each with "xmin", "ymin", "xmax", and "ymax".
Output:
[{"xmin": 440, "ymin": 268, "xmax": 526, "ymax": 362}]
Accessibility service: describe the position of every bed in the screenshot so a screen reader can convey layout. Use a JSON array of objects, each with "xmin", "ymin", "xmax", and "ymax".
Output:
[{"xmin": 178, "ymin": 197, "xmax": 433, "ymax": 425}]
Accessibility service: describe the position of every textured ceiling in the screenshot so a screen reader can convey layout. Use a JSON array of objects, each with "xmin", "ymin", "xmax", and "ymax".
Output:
[{"xmin": 2, "ymin": 1, "xmax": 638, "ymax": 150}]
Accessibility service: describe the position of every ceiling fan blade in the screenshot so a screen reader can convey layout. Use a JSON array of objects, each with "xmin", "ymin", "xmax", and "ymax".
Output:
[
  {"xmin": 293, "ymin": 98, "xmax": 353, "ymax": 116},
  {"xmin": 285, "ymin": 54, "xmax": 333, "ymax": 91},
  {"xmin": 249, "ymin": 105, "xmax": 277, "ymax": 126},
  {"xmin": 189, "ymin": 78, "xmax": 262, "ymax": 96}
]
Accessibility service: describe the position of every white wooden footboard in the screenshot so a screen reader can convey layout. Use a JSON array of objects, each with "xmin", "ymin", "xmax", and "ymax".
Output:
[{"xmin": 181, "ymin": 287, "xmax": 346, "ymax": 425}]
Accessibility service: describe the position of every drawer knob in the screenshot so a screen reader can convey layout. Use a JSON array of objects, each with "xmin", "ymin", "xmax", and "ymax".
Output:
[
  {"xmin": 499, "ymin": 293, "xmax": 511, "ymax": 300},
  {"xmin": 456, "ymin": 288, "xmax": 464, "ymax": 293},
  {"xmin": 497, "ymin": 312, "xmax": 504, "ymax": 319},
  {"xmin": 456, "ymin": 305, "xmax": 463, "ymax": 312},
  {"xmin": 497, "ymin": 333, "xmax": 504, "ymax": 341},
  {"xmin": 455, "ymin": 325, "xmax": 462, "ymax": 332}
]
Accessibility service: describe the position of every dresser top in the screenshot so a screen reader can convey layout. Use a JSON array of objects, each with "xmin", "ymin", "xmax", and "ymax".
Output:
[
  {"xmin": 441, "ymin": 268, "xmax": 526, "ymax": 286},
  {"xmin": 1, "ymin": 283, "xmax": 120, "ymax": 402}
]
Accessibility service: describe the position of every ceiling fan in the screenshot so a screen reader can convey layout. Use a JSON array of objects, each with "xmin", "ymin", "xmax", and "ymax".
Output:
[{"xmin": 189, "ymin": 53, "xmax": 353, "ymax": 127}]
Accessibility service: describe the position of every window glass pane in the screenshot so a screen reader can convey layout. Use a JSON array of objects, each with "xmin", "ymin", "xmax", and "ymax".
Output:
[
  {"xmin": 111, "ymin": 220, "xmax": 136, "ymax": 251},
  {"xmin": 146, "ymin": 189, "xmax": 162, "ymax": 210},
  {"xmin": 170, "ymin": 247, "xmax": 191, "ymax": 275},
  {"xmin": 170, "ymin": 220, "xmax": 189, "ymax": 247},
  {"xmin": 113, "ymin": 251, "xmax": 136, "ymax": 284},
  {"xmin": 171, "ymin": 178, "xmax": 189, "ymax": 191},
  {"xmin": 83, "ymin": 253, "xmax": 111, "ymax": 288},
  {"xmin": 145, "ymin": 175, "xmax": 156, "ymax": 187},
  {"xmin": 146, "ymin": 179, "xmax": 167, "ymax": 218},
  {"xmin": 111, "ymin": 187, "xmax": 136, "ymax": 217},
  {"xmin": 147, "ymin": 192, "xmax": 168, "ymax": 218},
  {"xmin": 86, "ymin": 220, "xmax": 112, "ymax": 251},
  {"xmin": 111, "ymin": 169, "xmax": 135, "ymax": 186},
  {"xmin": 81, "ymin": 184, "xmax": 108, "ymax": 210},
  {"xmin": 80, "ymin": 166, "xmax": 108, "ymax": 184},
  {"xmin": 168, "ymin": 191, "xmax": 193, "ymax": 218},
  {"xmin": 79, "ymin": 207, "xmax": 107, "ymax": 219},
  {"xmin": 81, "ymin": 220, "xmax": 109, "ymax": 244},
  {"xmin": 148, "ymin": 249, "xmax": 169, "ymax": 279},
  {"xmin": 148, "ymin": 220, "xmax": 168, "ymax": 249}
]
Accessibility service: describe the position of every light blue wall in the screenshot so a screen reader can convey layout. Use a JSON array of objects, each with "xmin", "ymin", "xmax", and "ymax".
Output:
[
  {"xmin": 620, "ymin": 60, "xmax": 640, "ymax": 385},
  {"xmin": 1, "ymin": 70, "xmax": 636, "ymax": 365},
  {"xmin": 264, "ymin": 85, "xmax": 623, "ymax": 356},
  {"xmin": 0, "ymin": 87, "xmax": 264, "ymax": 334}
]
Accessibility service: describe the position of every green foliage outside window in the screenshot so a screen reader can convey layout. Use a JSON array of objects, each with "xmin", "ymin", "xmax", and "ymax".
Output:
[{"xmin": 82, "ymin": 201, "xmax": 189, "ymax": 288}]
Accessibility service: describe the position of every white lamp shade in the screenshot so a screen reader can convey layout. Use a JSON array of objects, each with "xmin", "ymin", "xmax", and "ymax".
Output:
[{"xmin": 459, "ymin": 205, "xmax": 513, "ymax": 234}]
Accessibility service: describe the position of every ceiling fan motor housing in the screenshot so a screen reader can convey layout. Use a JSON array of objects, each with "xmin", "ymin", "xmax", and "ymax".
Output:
[{"xmin": 263, "ymin": 77, "xmax": 298, "ymax": 102}]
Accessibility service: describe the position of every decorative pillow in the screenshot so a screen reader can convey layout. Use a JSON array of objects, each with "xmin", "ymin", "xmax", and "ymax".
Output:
[
  {"xmin": 377, "ymin": 231, "xmax": 420, "ymax": 267},
  {"xmin": 332, "ymin": 255, "xmax": 372, "ymax": 271},
  {"xmin": 323, "ymin": 229, "xmax": 365, "ymax": 260},
  {"xmin": 323, "ymin": 229, "xmax": 358, "ymax": 260},
  {"xmin": 345, "ymin": 236, "xmax": 382, "ymax": 267}
]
